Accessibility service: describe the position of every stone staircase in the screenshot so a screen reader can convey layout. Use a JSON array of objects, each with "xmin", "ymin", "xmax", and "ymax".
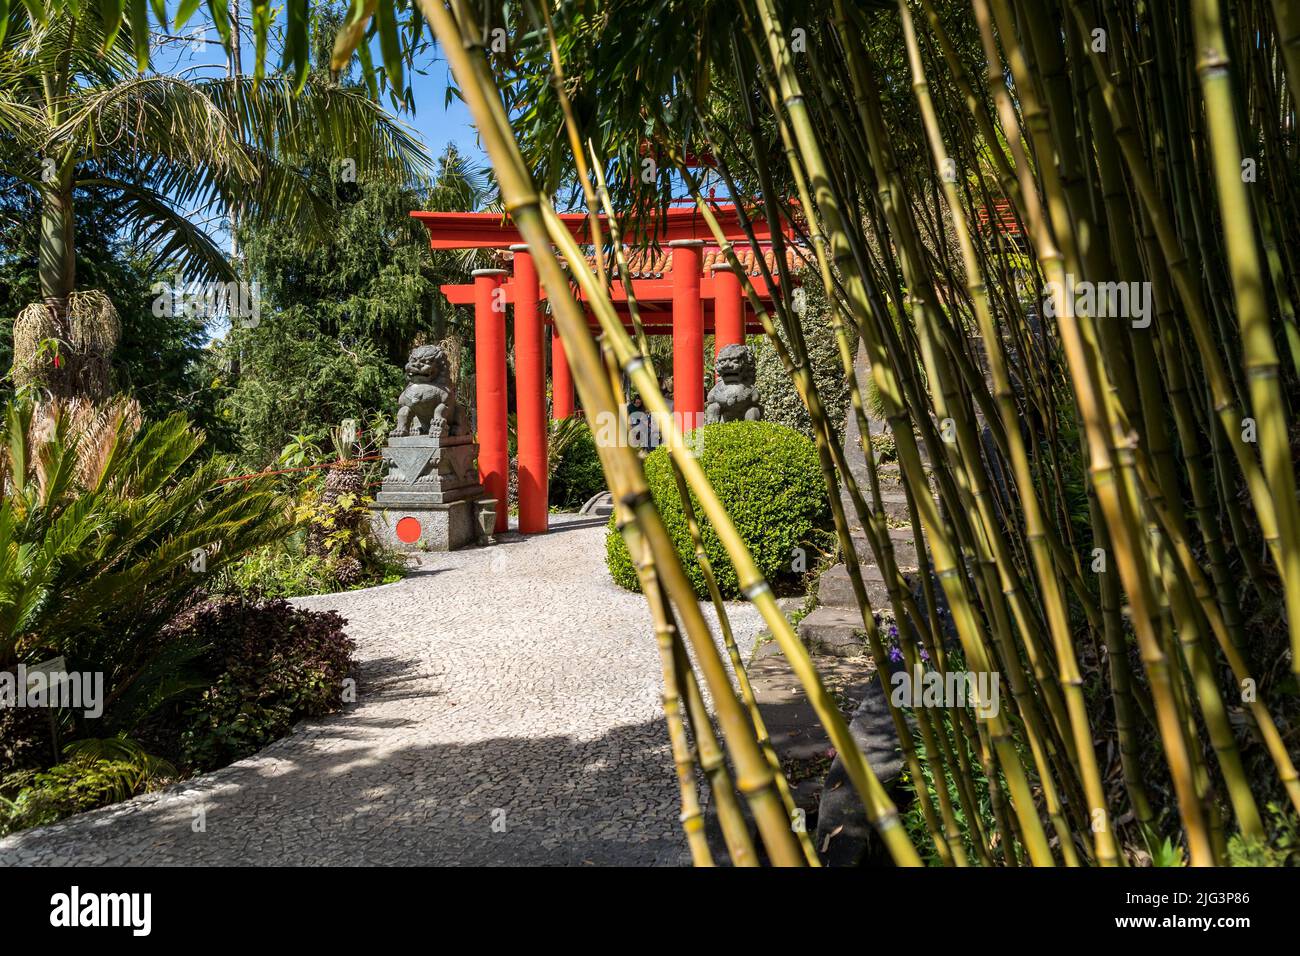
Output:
[
  {"xmin": 736, "ymin": 342, "xmax": 943, "ymax": 864},
  {"xmin": 797, "ymin": 342, "xmax": 932, "ymax": 658}
]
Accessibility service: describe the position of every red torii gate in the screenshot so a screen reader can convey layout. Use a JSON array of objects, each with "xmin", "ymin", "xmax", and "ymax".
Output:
[{"xmin": 413, "ymin": 205, "xmax": 797, "ymax": 537}]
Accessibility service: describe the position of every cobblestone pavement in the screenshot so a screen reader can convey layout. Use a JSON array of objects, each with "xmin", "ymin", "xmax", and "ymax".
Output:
[{"xmin": 0, "ymin": 516, "xmax": 765, "ymax": 866}]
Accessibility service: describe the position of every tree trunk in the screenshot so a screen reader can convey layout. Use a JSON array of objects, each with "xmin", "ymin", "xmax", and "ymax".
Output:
[
  {"xmin": 33, "ymin": 171, "xmax": 77, "ymax": 397},
  {"xmin": 38, "ymin": 173, "xmax": 75, "ymax": 307}
]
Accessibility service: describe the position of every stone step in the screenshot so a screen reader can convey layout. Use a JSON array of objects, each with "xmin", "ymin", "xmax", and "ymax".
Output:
[
  {"xmin": 885, "ymin": 535, "xmax": 919, "ymax": 570},
  {"xmin": 870, "ymin": 491, "xmax": 912, "ymax": 524},
  {"xmin": 817, "ymin": 674, "xmax": 908, "ymax": 866},
  {"xmin": 729, "ymin": 651, "xmax": 881, "ymax": 861},
  {"xmin": 797, "ymin": 606, "xmax": 869, "ymax": 658},
  {"xmin": 852, "ymin": 462, "xmax": 940, "ymax": 498},
  {"xmin": 817, "ymin": 563, "xmax": 892, "ymax": 610},
  {"xmin": 845, "ymin": 526, "xmax": 923, "ymax": 571},
  {"xmin": 579, "ymin": 490, "xmax": 614, "ymax": 516},
  {"xmin": 863, "ymin": 461, "xmax": 904, "ymax": 490}
]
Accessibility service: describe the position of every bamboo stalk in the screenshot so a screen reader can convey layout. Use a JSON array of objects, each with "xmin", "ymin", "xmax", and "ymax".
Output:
[
  {"xmin": 974, "ymin": 0, "xmax": 1211, "ymax": 863},
  {"xmin": 1191, "ymin": 0, "xmax": 1300, "ymax": 676},
  {"xmin": 898, "ymin": 0, "xmax": 1101, "ymax": 864}
]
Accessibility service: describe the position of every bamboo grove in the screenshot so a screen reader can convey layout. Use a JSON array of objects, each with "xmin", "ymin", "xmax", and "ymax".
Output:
[{"xmin": 28, "ymin": 0, "xmax": 1300, "ymax": 865}]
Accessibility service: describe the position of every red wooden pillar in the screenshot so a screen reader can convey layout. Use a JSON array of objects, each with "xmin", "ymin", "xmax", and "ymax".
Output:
[
  {"xmin": 711, "ymin": 262, "xmax": 745, "ymax": 356},
  {"xmin": 473, "ymin": 268, "xmax": 509, "ymax": 533},
  {"xmin": 510, "ymin": 245, "xmax": 548, "ymax": 533},
  {"xmin": 551, "ymin": 323, "xmax": 575, "ymax": 420},
  {"xmin": 670, "ymin": 240, "xmax": 705, "ymax": 431}
]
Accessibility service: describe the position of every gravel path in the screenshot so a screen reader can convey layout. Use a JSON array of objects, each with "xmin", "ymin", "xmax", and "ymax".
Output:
[{"xmin": 0, "ymin": 515, "xmax": 765, "ymax": 866}]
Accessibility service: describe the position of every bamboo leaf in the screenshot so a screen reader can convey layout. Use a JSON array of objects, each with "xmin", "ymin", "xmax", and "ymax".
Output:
[
  {"xmin": 251, "ymin": 0, "xmax": 270, "ymax": 83},
  {"xmin": 331, "ymin": 0, "xmax": 375, "ymax": 74},
  {"xmin": 174, "ymin": 0, "xmax": 201, "ymax": 31},
  {"xmin": 128, "ymin": 0, "xmax": 148, "ymax": 70},
  {"xmin": 100, "ymin": 0, "xmax": 125, "ymax": 49},
  {"xmin": 206, "ymin": 0, "xmax": 229, "ymax": 45},
  {"xmin": 356, "ymin": 32, "xmax": 379, "ymax": 101},
  {"xmin": 374, "ymin": 0, "xmax": 403, "ymax": 104},
  {"xmin": 19, "ymin": 0, "xmax": 46, "ymax": 26},
  {"xmin": 283, "ymin": 0, "xmax": 309, "ymax": 93}
]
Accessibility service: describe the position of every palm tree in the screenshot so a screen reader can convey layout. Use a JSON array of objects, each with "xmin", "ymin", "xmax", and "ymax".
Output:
[{"xmin": 0, "ymin": 6, "xmax": 430, "ymax": 395}]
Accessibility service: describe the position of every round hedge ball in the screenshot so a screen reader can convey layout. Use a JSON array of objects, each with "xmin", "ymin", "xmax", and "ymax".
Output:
[{"xmin": 605, "ymin": 420, "xmax": 833, "ymax": 599}]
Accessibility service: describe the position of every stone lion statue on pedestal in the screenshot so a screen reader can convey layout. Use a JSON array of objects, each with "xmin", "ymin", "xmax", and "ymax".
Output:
[
  {"xmin": 705, "ymin": 344, "xmax": 763, "ymax": 424},
  {"xmin": 391, "ymin": 344, "xmax": 464, "ymax": 437}
]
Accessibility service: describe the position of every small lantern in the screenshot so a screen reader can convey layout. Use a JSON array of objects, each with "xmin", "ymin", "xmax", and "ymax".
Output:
[{"xmin": 476, "ymin": 499, "xmax": 498, "ymax": 545}]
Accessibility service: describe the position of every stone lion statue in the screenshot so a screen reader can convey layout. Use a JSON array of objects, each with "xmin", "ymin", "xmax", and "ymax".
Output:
[
  {"xmin": 392, "ymin": 344, "xmax": 464, "ymax": 437},
  {"xmin": 705, "ymin": 344, "xmax": 763, "ymax": 424}
]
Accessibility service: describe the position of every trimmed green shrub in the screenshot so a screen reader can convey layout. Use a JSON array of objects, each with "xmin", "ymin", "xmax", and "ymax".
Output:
[
  {"xmin": 551, "ymin": 420, "xmax": 606, "ymax": 510},
  {"xmin": 605, "ymin": 421, "xmax": 833, "ymax": 598}
]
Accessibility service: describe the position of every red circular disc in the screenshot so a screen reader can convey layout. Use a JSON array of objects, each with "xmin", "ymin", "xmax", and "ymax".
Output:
[{"xmin": 395, "ymin": 516, "xmax": 422, "ymax": 544}]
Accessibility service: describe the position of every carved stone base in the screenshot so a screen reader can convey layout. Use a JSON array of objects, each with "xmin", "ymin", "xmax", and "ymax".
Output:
[
  {"xmin": 369, "ymin": 500, "xmax": 478, "ymax": 552},
  {"xmin": 374, "ymin": 485, "xmax": 484, "ymax": 508},
  {"xmin": 378, "ymin": 435, "xmax": 482, "ymax": 504}
]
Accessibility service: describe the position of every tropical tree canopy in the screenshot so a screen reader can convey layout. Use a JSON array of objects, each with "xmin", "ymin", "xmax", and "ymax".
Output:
[{"xmin": 0, "ymin": 4, "xmax": 430, "ymax": 304}]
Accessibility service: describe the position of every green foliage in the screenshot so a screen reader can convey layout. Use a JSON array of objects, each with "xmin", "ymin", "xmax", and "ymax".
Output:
[
  {"xmin": 0, "ymin": 9, "xmax": 431, "ymax": 278},
  {"xmin": 605, "ymin": 421, "xmax": 833, "ymax": 598},
  {"xmin": 550, "ymin": 420, "xmax": 606, "ymax": 510},
  {"xmin": 900, "ymin": 709, "xmax": 997, "ymax": 866},
  {"xmin": 869, "ymin": 431, "xmax": 897, "ymax": 463},
  {"xmin": 237, "ymin": 176, "xmax": 446, "ymax": 365},
  {"xmin": 0, "ymin": 737, "xmax": 174, "ymax": 836},
  {"xmin": 218, "ymin": 532, "xmax": 405, "ymax": 598},
  {"xmin": 218, "ymin": 541, "xmax": 342, "ymax": 598},
  {"xmin": 1227, "ymin": 803, "xmax": 1300, "ymax": 867},
  {"xmin": 0, "ymin": 399, "xmax": 290, "ymax": 733},
  {"xmin": 0, "ymin": 706, "xmax": 49, "ymax": 776},
  {"xmin": 220, "ymin": 148, "xmax": 487, "ymax": 469},
  {"xmin": 1151, "ymin": 836, "xmax": 1187, "ymax": 868},
  {"xmin": 214, "ymin": 310, "xmax": 408, "ymax": 470},
  {"xmin": 215, "ymin": 421, "xmax": 404, "ymax": 596},
  {"xmin": 862, "ymin": 373, "xmax": 888, "ymax": 422},
  {"xmin": 169, "ymin": 597, "xmax": 356, "ymax": 772},
  {"xmin": 753, "ymin": 271, "xmax": 849, "ymax": 440}
]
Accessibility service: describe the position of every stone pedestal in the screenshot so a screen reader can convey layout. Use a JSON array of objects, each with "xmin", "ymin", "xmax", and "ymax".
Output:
[
  {"xmin": 370, "ymin": 500, "xmax": 479, "ymax": 552},
  {"xmin": 369, "ymin": 434, "xmax": 488, "ymax": 552}
]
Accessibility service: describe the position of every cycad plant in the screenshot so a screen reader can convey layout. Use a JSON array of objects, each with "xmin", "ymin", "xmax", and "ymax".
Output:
[
  {"xmin": 33, "ymin": 0, "xmax": 1300, "ymax": 867},
  {"xmin": 305, "ymin": 421, "xmax": 371, "ymax": 586},
  {"xmin": 0, "ymin": 396, "xmax": 289, "ymax": 733}
]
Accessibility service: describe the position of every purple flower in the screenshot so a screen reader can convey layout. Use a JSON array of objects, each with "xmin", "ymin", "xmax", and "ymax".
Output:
[{"xmin": 888, "ymin": 645, "xmax": 904, "ymax": 664}]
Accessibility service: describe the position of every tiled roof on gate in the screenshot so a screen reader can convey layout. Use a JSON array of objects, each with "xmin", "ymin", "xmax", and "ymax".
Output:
[{"xmin": 502, "ymin": 244, "xmax": 808, "ymax": 278}]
